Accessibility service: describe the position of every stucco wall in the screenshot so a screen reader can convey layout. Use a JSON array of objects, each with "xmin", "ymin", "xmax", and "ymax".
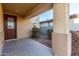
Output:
[
  {"xmin": 0, "ymin": 4, "xmax": 4, "ymax": 55},
  {"xmin": 4, "ymin": 12, "xmax": 32, "ymax": 39},
  {"xmin": 17, "ymin": 16, "xmax": 32, "ymax": 39}
]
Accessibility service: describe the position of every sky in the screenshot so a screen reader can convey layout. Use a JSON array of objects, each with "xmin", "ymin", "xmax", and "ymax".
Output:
[
  {"xmin": 39, "ymin": 9, "xmax": 53, "ymax": 22},
  {"xmin": 38, "ymin": 3, "xmax": 79, "ymax": 22},
  {"xmin": 70, "ymin": 3, "xmax": 79, "ymax": 15}
]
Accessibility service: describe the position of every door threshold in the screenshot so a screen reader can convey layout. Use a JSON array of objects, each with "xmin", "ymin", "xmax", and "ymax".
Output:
[{"xmin": 5, "ymin": 39, "xmax": 17, "ymax": 42}]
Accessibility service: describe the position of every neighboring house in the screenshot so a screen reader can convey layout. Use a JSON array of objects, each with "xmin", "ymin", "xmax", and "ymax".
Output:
[
  {"xmin": 40, "ymin": 19, "xmax": 53, "ymax": 36},
  {"xmin": 70, "ymin": 14, "xmax": 79, "ymax": 31},
  {"xmin": 40, "ymin": 14, "xmax": 79, "ymax": 35}
]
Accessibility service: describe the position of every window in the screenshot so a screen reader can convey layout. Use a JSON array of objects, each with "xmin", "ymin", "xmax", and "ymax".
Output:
[{"xmin": 7, "ymin": 17, "xmax": 14, "ymax": 29}]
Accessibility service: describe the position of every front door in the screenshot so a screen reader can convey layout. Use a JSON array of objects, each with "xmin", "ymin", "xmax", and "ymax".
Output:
[{"xmin": 4, "ymin": 15, "xmax": 17, "ymax": 40}]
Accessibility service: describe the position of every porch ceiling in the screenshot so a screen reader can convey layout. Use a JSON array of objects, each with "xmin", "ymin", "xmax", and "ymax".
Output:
[
  {"xmin": 2, "ymin": 3, "xmax": 39, "ymax": 17},
  {"xmin": 2, "ymin": 3, "xmax": 52, "ymax": 18}
]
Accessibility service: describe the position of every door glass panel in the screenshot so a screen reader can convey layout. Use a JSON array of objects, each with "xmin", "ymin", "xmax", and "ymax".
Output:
[{"xmin": 7, "ymin": 17, "xmax": 14, "ymax": 29}]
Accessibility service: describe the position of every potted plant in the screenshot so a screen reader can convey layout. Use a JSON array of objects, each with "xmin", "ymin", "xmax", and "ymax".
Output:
[
  {"xmin": 47, "ymin": 29, "xmax": 53, "ymax": 40},
  {"xmin": 31, "ymin": 25, "xmax": 39, "ymax": 38}
]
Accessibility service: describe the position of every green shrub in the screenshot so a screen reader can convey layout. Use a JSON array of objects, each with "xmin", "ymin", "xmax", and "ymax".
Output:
[
  {"xmin": 47, "ymin": 29, "xmax": 53, "ymax": 40},
  {"xmin": 31, "ymin": 26, "xmax": 39, "ymax": 38}
]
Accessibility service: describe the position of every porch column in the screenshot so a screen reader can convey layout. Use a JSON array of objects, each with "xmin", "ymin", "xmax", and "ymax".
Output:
[
  {"xmin": 36, "ymin": 16, "xmax": 40, "ymax": 28},
  {"xmin": 0, "ymin": 3, "xmax": 4, "ymax": 55},
  {"xmin": 52, "ymin": 3, "xmax": 71, "ymax": 56},
  {"xmin": 33, "ymin": 15, "xmax": 40, "ymax": 28}
]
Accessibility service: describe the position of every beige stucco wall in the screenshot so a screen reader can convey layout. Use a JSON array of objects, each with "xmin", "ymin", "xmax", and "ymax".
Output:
[
  {"xmin": 17, "ymin": 16, "xmax": 32, "ymax": 39},
  {"xmin": 4, "ymin": 12, "xmax": 32, "ymax": 39},
  {"xmin": 0, "ymin": 4, "xmax": 4, "ymax": 55}
]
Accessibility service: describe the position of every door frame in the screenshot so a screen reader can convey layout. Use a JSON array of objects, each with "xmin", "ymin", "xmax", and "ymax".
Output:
[{"xmin": 4, "ymin": 14, "xmax": 17, "ymax": 40}]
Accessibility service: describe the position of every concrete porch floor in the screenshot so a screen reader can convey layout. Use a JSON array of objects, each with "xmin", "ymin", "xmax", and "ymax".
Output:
[{"xmin": 1, "ymin": 38, "xmax": 53, "ymax": 56}]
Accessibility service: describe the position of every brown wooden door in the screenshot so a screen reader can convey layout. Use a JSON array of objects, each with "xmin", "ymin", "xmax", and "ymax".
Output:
[{"xmin": 4, "ymin": 15, "xmax": 17, "ymax": 40}]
